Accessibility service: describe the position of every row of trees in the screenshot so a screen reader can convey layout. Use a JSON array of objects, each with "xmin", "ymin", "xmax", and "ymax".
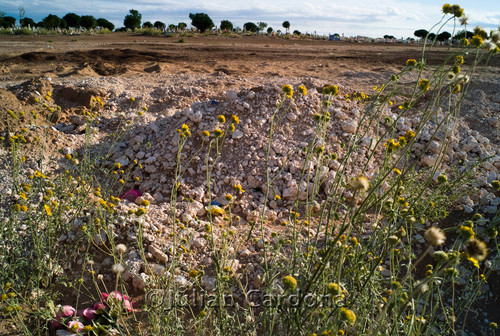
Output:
[
  {"xmin": 2, "ymin": 9, "xmax": 293, "ymax": 35},
  {"xmin": 413, "ymin": 29, "xmax": 473, "ymax": 41},
  {"xmin": 0, "ymin": 12, "xmax": 114, "ymax": 30},
  {"xmin": 122, "ymin": 10, "xmax": 292, "ymax": 35}
]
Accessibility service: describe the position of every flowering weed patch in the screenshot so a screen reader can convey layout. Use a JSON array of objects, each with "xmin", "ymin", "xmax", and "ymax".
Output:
[{"xmin": 0, "ymin": 4, "xmax": 499, "ymax": 336}]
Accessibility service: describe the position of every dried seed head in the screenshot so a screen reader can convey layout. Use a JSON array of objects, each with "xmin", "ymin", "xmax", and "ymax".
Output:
[{"xmin": 424, "ymin": 227, "xmax": 446, "ymax": 247}]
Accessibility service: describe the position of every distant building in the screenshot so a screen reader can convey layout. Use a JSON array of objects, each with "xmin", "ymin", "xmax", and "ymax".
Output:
[{"xmin": 329, "ymin": 33, "xmax": 341, "ymax": 41}]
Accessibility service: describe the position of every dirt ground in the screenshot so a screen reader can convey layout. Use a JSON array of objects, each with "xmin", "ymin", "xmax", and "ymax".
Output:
[{"xmin": 3, "ymin": 32, "xmax": 498, "ymax": 88}]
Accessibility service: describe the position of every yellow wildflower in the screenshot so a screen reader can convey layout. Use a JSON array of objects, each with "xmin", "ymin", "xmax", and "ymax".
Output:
[
  {"xmin": 282, "ymin": 275, "xmax": 297, "ymax": 291},
  {"xmin": 406, "ymin": 59, "xmax": 417, "ymax": 67},
  {"xmin": 217, "ymin": 115, "xmax": 226, "ymax": 123},
  {"xmin": 298, "ymin": 85, "xmax": 307, "ymax": 95},
  {"xmin": 44, "ymin": 204, "xmax": 52, "ymax": 216},
  {"xmin": 282, "ymin": 84, "xmax": 293, "ymax": 97},
  {"xmin": 340, "ymin": 307, "xmax": 356, "ymax": 325},
  {"xmin": 418, "ymin": 79, "xmax": 430, "ymax": 92},
  {"xmin": 471, "ymin": 35, "xmax": 484, "ymax": 48}
]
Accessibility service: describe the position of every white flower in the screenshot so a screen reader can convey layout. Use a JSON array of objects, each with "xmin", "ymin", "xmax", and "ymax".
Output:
[
  {"xmin": 424, "ymin": 227, "xmax": 446, "ymax": 247},
  {"xmin": 414, "ymin": 280, "xmax": 429, "ymax": 294},
  {"xmin": 116, "ymin": 244, "xmax": 127, "ymax": 254},
  {"xmin": 491, "ymin": 30, "xmax": 500, "ymax": 44},
  {"xmin": 112, "ymin": 263, "xmax": 125, "ymax": 274},
  {"xmin": 459, "ymin": 15, "xmax": 469, "ymax": 26},
  {"xmin": 349, "ymin": 175, "xmax": 370, "ymax": 191},
  {"xmin": 483, "ymin": 39, "xmax": 498, "ymax": 52}
]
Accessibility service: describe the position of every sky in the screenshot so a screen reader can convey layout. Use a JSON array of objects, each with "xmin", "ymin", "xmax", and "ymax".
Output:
[{"xmin": 1, "ymin": 0, "xmax": 499, "ymax": 38}]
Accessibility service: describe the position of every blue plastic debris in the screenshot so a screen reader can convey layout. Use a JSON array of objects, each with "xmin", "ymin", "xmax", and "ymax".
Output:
[
  {"xmin": 210, "ymin": 200, "xmax": 222, "ymax": 206},
  {"xmin": 211, "ymin": 99, "xmax": 219, "ymax": 105}
]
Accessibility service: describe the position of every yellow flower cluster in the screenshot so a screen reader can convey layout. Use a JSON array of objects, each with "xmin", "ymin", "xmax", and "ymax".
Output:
[
  {"xmin": 344, "ymin": 91, "xmax": 369, "ymax": 102},
  {"xmin": 384, "ymin": 138, "xmax": 401, "ymax": 152},
  {"xmin": 177, "ymin": 124, "xmax": 191, "ymax": 138},
  {"xmin": 442, "ymin": 4, "xmax": 463, "ymax": 17},
  {"xmin": 322, "ymin": 85, "xmax": 339, "ymax": 95}
]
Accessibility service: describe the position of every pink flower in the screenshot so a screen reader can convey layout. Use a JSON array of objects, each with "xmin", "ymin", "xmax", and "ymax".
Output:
[
  {"xmin": 101, "ymin": 291, "xmax": 133, "ymax": 311},
  {"xmin": 108, "ymin": 291, "xmax": 123, "ymax": 301},
  {"xmin": 52, "ymin": 305, "xmax": 75, "ymax": 328},
  {"xmin": 82, "ymin": 308, "xmax": 97, "ymax": 320},
  {"xmin": 119, "ymin": 189, "xmax": 142, "ymax": 201},
  {"xmin": 94, "ymin": 301, "xmax": 107, "ymax": 310},
  {"xmin": 123, "ymin": 299, "xmax": 133, "ymax": 312},
  {"xmin": 55, "ymin": 305, "xmax": 75, "ymax": 320},
  {"xmin": 68, "ymin": 320, "xmax": 84, "ymax": 332}
]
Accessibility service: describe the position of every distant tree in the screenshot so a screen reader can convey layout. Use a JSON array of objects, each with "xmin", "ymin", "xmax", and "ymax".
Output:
[
  {"xmin": 243, "ymin": 22, "xmax": 258, "ymax": 33},
  {"xmin": 282, "ymin": 21, "xmax": 290, "ymax": 33},
  {"xmin": 428, "ymin": 33, "xmax": 436, "ymax": 40},
  {"xmin": 414, "ymin": 29, "xmax": 428, "ymax": 39},
  {"xmin": 0, "ymin": 16, "xmax": 16, "ymax": 27},
  {"xmin": 154, "ymin": 21, "xmax": 165, "ymax": 30},
  {"xmin": 257, "ymin": 21, "xmax": 267, "ymax": 33},
  {"xmin": 436, "ymin": 31, "xmax": 451, "ymax": 42},
  {"xmin": 276, "ymin": 29, "xmax": 282, "ymax": 35},
  {"xmin": 220, "ymin": 20, "xmax": 233, "ymax": 31},
  {"xmin": 63, "ymin": 13, "xmax": 81, "ymax": 28},
  {"xmin": 59, "ymin": 19, "xmax": 68, "ymax": 29},
  {"xmin": 40, "ymin": 14, "xmax": 61, "ymax": 29},
  {"xmin": 20, "ymin": 17, "xmax": 36, "ymax": 27},
  {"xmin": 267, "ymin": 27, "xmax": 273, "ymax": 34},
  {"xmin": 453, "ymin": 30, "xmax": 473, "ymax": 40},
  {"xmin": 293, "ymin": 30, "xmax": 301, "ymax": 36},
  {"xmin": 97, "ymin": 18, "xmax": 114, "ymax": 30},
  {"xmin": 124, "ymin": 9, "xmax": 141, "ymax": 31},
  {"xmin": 177, "ymin": 22, "xmax": 187, "ymax": 30},
  {"xmin": 383, "ymin": 35, "xmax": 395, "ymax": 39},
  {"xmin": 142, "ymin": 21, "xmax": 153, "ymax": 28},
  {"xmin": 189, "ymin": 13, "xmax": 214, "ymax": 33},
  {"xmin": 168, "ymin": 24, "xmax": 176, "ymax": 31},
  {"xmin": 80, "ymin": 15, "xmax": 97, "ymax": 29}
]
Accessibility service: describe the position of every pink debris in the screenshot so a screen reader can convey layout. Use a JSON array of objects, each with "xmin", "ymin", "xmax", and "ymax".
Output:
[{"xmin": 119, "ymin": 188, "xmax": 142, "ymax": 201}]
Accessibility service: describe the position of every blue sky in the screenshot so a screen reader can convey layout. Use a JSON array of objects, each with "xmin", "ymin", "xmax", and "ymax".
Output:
[{"xmin": 1, "ymin": 0, "xmax": 499, "ymax": 38}]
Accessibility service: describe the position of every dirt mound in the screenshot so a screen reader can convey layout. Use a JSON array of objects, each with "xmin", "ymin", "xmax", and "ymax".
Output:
[
  {"xmin": 10, "ymin": 77, "xmax": 53, "ymax": 102},
  {"xmin": 53, "ymin": 86, "xmax": 106, "ymax": 109},
  {"xmin": 0, "ymin": 89, "xmax": 26, "ymax": 131}
]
